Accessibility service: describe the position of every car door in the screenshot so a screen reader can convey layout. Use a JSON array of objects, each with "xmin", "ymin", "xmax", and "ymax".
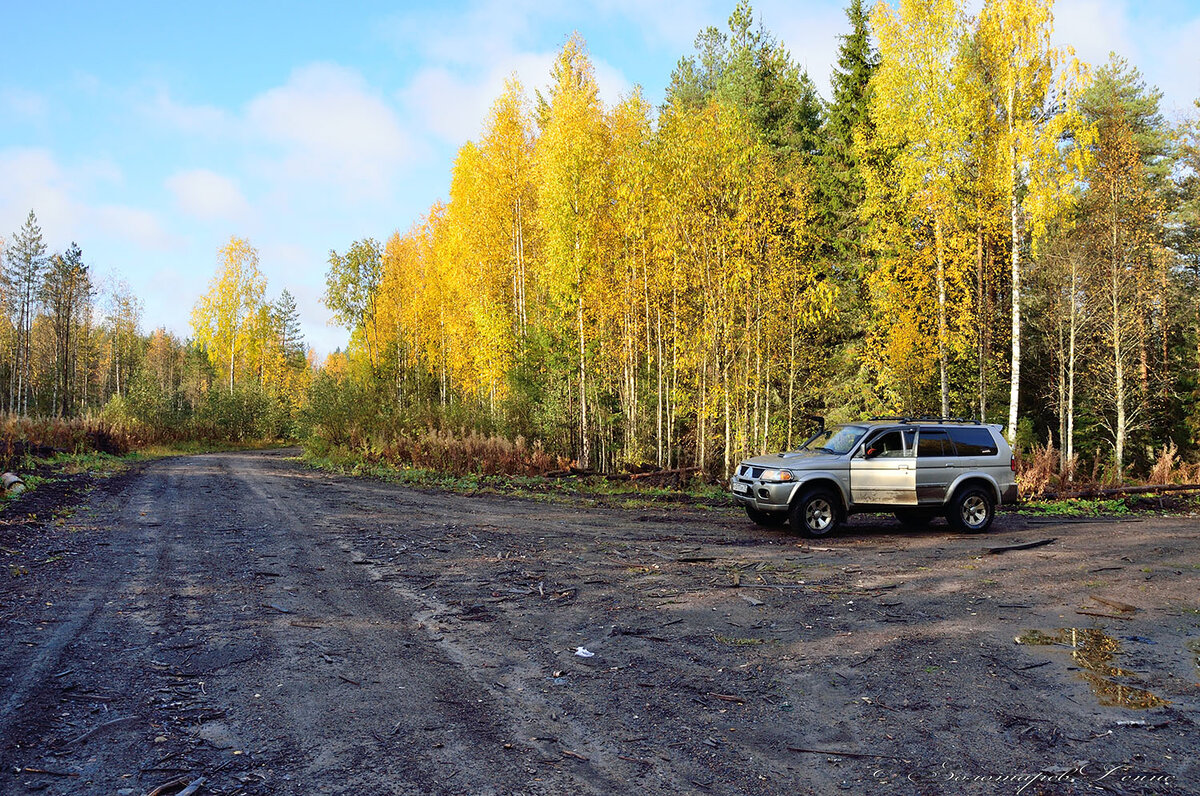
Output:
[
  {"xmin": 850, "ymin": 428, "xmax": 917, "ymax": 506},
  {"xmin": 915, "ymin": 428, "xmax": 956, "ymax": 504}
]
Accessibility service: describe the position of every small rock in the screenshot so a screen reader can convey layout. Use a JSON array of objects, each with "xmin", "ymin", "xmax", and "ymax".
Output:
[{"xmin": 196, "ymin": 720, "xmax": 238, "ymax": 749}]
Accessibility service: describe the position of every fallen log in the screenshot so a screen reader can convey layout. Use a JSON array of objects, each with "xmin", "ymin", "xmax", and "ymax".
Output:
[
  {"xmin": 544, "ymin": 467, "xmax": 599, "ymax": 478},
  {"xmin": 986, "ymin": 538, "xmax": 1057, "ymax": 555},
  {"xmin": 629, "ymin": 466, "xmax": 701, "ymax": 481},
  {"xmin": 1033, "ymin": 482, "xmax": 1200, "ymax": 500}
]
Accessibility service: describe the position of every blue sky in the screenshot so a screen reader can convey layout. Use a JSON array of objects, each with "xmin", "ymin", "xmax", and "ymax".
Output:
[{"xmin": 2, "ymin": 0, "xmax": 1198, "ymax": 358}]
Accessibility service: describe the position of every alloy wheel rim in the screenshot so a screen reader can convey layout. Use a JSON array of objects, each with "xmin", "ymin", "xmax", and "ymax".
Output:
[
  {"xmin": 807, "ymin": 499, "xmax": 833, "ymax": 530},
  {"xmin": 962, "ymin": 495, "xmax": 987, "ymax": 527}
]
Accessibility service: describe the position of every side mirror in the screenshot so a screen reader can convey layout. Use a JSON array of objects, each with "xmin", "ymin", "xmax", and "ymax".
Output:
[{"xmin": 863, "ymin": 446, "xmax": 879, "ymax": 459}]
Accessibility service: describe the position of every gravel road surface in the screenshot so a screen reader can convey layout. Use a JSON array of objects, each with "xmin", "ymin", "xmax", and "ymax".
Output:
[{"xmin": 1, "ymin": 450, "xmax": 1197, "ymax": 795}]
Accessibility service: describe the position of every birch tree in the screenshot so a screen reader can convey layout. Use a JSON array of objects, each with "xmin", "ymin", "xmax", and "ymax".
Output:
[
  {"xmin": 191, "ymin": 236, "xmax": 266, "ymax": 394},
  {"xmin": 977, "ymin": 0, "xmax": 1090, "ymax": 443},
  {"xmin": 866, "ymin": 0, "xmax": 971, "ymax": 416},
  {"xmin": 534, "ymin": 34, "xmax": 610, "ymax": 468}
]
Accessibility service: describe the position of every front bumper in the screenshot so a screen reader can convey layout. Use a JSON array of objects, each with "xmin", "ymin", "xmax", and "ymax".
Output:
[{"xmin": 730, "ymin": 477, "xmax": 793, "ymax": 512}]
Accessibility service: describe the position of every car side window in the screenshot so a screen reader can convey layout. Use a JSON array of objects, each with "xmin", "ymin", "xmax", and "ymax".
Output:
[
  {"xmin": 946, "ymin": 426, "xmax": 997, "ymax": 456},
  {"xmin": 917, "ymin": 428, "xmax": 954, "ymax": 458},
  {"xmin": 863, "ymin": 429, "xmax": 916, "ymax": 457}
]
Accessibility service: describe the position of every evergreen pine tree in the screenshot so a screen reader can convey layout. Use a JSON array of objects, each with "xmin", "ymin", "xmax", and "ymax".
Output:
[
  {"xmin": 665, "ymin": 2, "xmax": 823, "ymax": 156},
  {"xmin": 814, "ymin": 0, "xmax": 878, "ymax": 265},
  {"xmin": 272, "ymin": 289, "xmax": 306, "ymax": 367},
  {"xmin": 5, "ymin": 210, "xmax": 48, "ymax": 414}
]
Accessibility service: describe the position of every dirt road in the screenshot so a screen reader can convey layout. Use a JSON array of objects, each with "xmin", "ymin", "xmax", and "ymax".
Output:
[{"xmin": 1, "ymin": 450, "xmax": 1197, "ymax": 795}]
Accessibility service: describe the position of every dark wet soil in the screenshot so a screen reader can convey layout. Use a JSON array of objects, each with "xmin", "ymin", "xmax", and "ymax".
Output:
[{"xmin": 0, "ymin": 450, "xmax": 1197, "ymax": 795}]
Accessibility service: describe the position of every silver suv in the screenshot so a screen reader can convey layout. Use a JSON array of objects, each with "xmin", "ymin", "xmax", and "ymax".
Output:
[{"xmin": 730, "ymin": 418, "xmax": 1018, "ymax": 537}]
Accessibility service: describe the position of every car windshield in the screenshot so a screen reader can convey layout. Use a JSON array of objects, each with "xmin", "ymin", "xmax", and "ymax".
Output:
[{"xmin": 800, "ymin": 424, "xmax": 867, "ymax": 455}]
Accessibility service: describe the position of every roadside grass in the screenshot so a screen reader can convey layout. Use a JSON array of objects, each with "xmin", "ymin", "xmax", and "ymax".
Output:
[
  {"xmin": 304, "ymin": 447, "xmax": 1200, "ymax": 515},
  {"xmin": 301, "ymin": 449, "xmax": 733, "ymax": 509},
  {"xmin": 1015, "ymin": 497, "xmax": 1134, "ymax": 517}
]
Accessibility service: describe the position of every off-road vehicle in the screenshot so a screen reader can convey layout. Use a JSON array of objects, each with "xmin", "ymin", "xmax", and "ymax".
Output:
[{"xmin": 730, "ymin": 418, "xmax": 1018, "ymax": 537}]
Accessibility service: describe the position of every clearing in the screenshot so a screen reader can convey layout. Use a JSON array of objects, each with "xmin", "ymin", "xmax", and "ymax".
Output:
[{"xmin": 0, "ymin": 450, "xmax": 1196, "ymax": 795}]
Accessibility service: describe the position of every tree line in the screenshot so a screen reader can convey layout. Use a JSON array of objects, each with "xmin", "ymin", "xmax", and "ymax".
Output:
[
  {"xmin": 0, "ymin": 215, "xmax": 310, "ymax": 443},
  {"xmin": 7, "ymin": 0, "xmax": 1198, "ymax": 480},
  {"xmin": 311, "ymin": 0, "xmax": 1200, "ymax": 479}
]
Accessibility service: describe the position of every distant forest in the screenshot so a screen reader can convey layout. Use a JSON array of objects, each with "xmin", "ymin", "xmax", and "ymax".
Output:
[{"xmin": 5, "ymin": 0, "xmax": 1199, "ymax": 482}]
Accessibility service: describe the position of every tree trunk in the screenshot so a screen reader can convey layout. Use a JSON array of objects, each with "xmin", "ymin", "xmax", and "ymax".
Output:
[
  {"xmin": 1006, "ymin": 184, "xmax": 1021, "ymax": 443},
  {"xmin": 1006, "ymin": 90, "xmax": 1021, "ymax": 445},
  {"xmin": 1067, "ymin": 256, "xmax": 1078, "ymax": 467},
  {"xmin": 935, "ymin": 216, "xmax": 949, "ymax": 417},
  {"xmin": 977, "ymin": 223, "xmax": 986, "ymax": 421},
  {"xmin": 578, "ymin": 291, "xmax": 588, "ymax": 469}
]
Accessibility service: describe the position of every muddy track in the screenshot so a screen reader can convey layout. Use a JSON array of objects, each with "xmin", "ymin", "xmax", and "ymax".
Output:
[{"xmin": 1, "ymin": 450, "xmax": 1197, "ymax": 795}]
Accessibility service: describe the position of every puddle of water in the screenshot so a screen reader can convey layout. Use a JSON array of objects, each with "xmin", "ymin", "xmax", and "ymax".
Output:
[{"xmin": 1014, "ymin": 628, "xmax": 1168, "ymax": 709}]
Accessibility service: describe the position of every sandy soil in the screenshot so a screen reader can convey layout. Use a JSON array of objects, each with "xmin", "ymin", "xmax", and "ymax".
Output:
[{"xmin": 0, "ymin": 450, "xmax": 1196, "ymax": 795}]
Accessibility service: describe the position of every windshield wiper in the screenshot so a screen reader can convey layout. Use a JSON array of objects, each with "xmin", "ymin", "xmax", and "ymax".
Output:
[{"xmin": 815, "ymin": 446, "xmax": 837, "ymax": 454}]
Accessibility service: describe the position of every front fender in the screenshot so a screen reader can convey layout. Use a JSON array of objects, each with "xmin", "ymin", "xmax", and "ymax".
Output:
[{"xmin": 785, "ymin": 472, "xmax": 851, "ymax": 510}]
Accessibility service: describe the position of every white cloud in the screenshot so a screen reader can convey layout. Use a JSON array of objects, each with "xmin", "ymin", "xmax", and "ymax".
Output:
[
  {"xmin": 589, "ymin": 0, "xmax": 715, "ymax": 51},
  {"xmin": 764, "ymin": 0, "xmax": 847, "ymax": 99},
  {"xmin": 246, "ymin": 63, "xmax": 413, "ymax": 196},
  {"xmin": 1051, "ymin": 0, "xmax": 1199, "ymax": 116},
  {"xmin": 384, "ymin": 1, "xmax": 636, "ymax": 147},
  {"xmin": 1148, "ymin": 15, "xmax": 1200, "ymax": 116},
  {"xmin": 0, "ymin": 147, "xmax": 174, "ymax": 252},
  {"xmin": 1052, "ymin": 0, "xmax": 1136, "ymax": 72},
  {"xmin": 143, "ymin": 85, "xmax": 235, "ymax": 136},
  {"xmin": 92, "ymin": 205, "xmax": 175, "ymax": 250},
  {"xmin": 398, "ymin": 47, "xmax": 630, "ymax": 147},
  {"xmin": 381, "ymin": 0, "xmax": 542, "ymax": 68},
  {"xmin": 2, "ymin": 87, "xmax": 49, "ymax": 121},
  {"xmin": 166, "ymin": 169, "xmax": 250, "ymax": 221},
  {"xmin": 401, "ymin": 54, "xmax": 556, "ymax": 145}
]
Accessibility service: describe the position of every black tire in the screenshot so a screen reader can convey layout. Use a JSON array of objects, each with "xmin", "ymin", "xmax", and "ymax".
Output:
[
  {"xmin": 894, "ymin": 508, "xmax": 936, "ymax": 529},
  {"xmin": 946, "ymin": 486, "xmax": 995, "ymax": 533},
  {"xmin": 789, "ymin": 488, "xmax": 841, "ymax": 538},
  {"xmin": 745, "ymin": 506, "xmax": 788, "ymax": 528}
]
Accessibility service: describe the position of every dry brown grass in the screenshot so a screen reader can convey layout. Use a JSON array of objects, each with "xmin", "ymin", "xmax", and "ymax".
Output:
[
  {"xmin": 1016, "ymin": 443, "xmax": 1060, "ymax": 497},
  {"xmin": 1016, "ymin": 438, "xmax": 1200, "ymax": 498},
  {"xmin": 0, "ymin": 416, "xmax": 142, "ymax": 467},
  {"xmin": 367, "ymin": 429, "xmax": 569, "ymax": 477}
]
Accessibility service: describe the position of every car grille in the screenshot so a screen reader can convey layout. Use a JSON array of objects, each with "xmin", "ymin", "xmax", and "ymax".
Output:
[{"xmin": 738, "ymin": 465, "xmax": 765, "ymax": 479}]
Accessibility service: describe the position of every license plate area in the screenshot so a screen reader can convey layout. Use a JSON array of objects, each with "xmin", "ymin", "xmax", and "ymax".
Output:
[{"xmin": 732, "ymin": 482, "xmax": 751, "ymax": 495}]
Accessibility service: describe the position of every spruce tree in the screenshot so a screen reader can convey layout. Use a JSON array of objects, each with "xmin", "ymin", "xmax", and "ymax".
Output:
[
  {"xmin": 665, "ymin": 2, "xmax": 823, "ymax": 156},
  {"xmin": 814, "ymin": 0, "xmax": 878, "ymax": 265},
  {"xmin": 272, "ymin": 289, "xmax": 306, "ymax": 367},
  {"xmin": 5, "ymin": 210, "xmax": 48, "ymax": 413}
]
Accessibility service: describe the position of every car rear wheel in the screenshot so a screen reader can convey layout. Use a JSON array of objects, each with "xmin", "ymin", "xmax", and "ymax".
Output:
[
  {"xmin": 745, "ymin": 506, "xmax": 788, "ymax": 527},
  {"xmin": 790, "ymin": 488, "xmax": 841, "ymax": 538},
  {"xmin": 946, "ymin": 486, "xmax": 995, "ymax": 533}
]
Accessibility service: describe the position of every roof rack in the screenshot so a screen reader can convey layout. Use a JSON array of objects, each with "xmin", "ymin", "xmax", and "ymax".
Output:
[{"xmin": 866, "ymin": 416, "xmax": 983, "ymax": 425}]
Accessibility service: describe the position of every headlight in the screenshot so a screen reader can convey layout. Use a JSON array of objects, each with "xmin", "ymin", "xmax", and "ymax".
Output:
[{"xmin": 760, "ymin": 469, "xmax": 794, "ymax": 482}]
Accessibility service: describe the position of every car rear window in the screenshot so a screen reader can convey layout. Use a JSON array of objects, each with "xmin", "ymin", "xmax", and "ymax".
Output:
[
  {"xmin": 946, "ymin": 427, "xmax": 998, "ymax": 456},
  {"xmin": 917, "ymin": 429, "xmax": 953, "ymax": 457}
]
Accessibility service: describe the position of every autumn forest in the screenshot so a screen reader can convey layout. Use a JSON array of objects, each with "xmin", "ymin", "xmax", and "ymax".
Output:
[{"xmin": 4, "ymin": 0, "xmax": 1200, "ymax": 483}]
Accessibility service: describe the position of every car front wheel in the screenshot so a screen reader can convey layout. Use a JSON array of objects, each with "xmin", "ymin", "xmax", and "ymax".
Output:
[
  {"xmin": 946, "ymin": 486, "xmax": 995, "ymax": 533},
  {"xmin": 790, "ymin": 488, "xmax": 841, "ymax": 538}
]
